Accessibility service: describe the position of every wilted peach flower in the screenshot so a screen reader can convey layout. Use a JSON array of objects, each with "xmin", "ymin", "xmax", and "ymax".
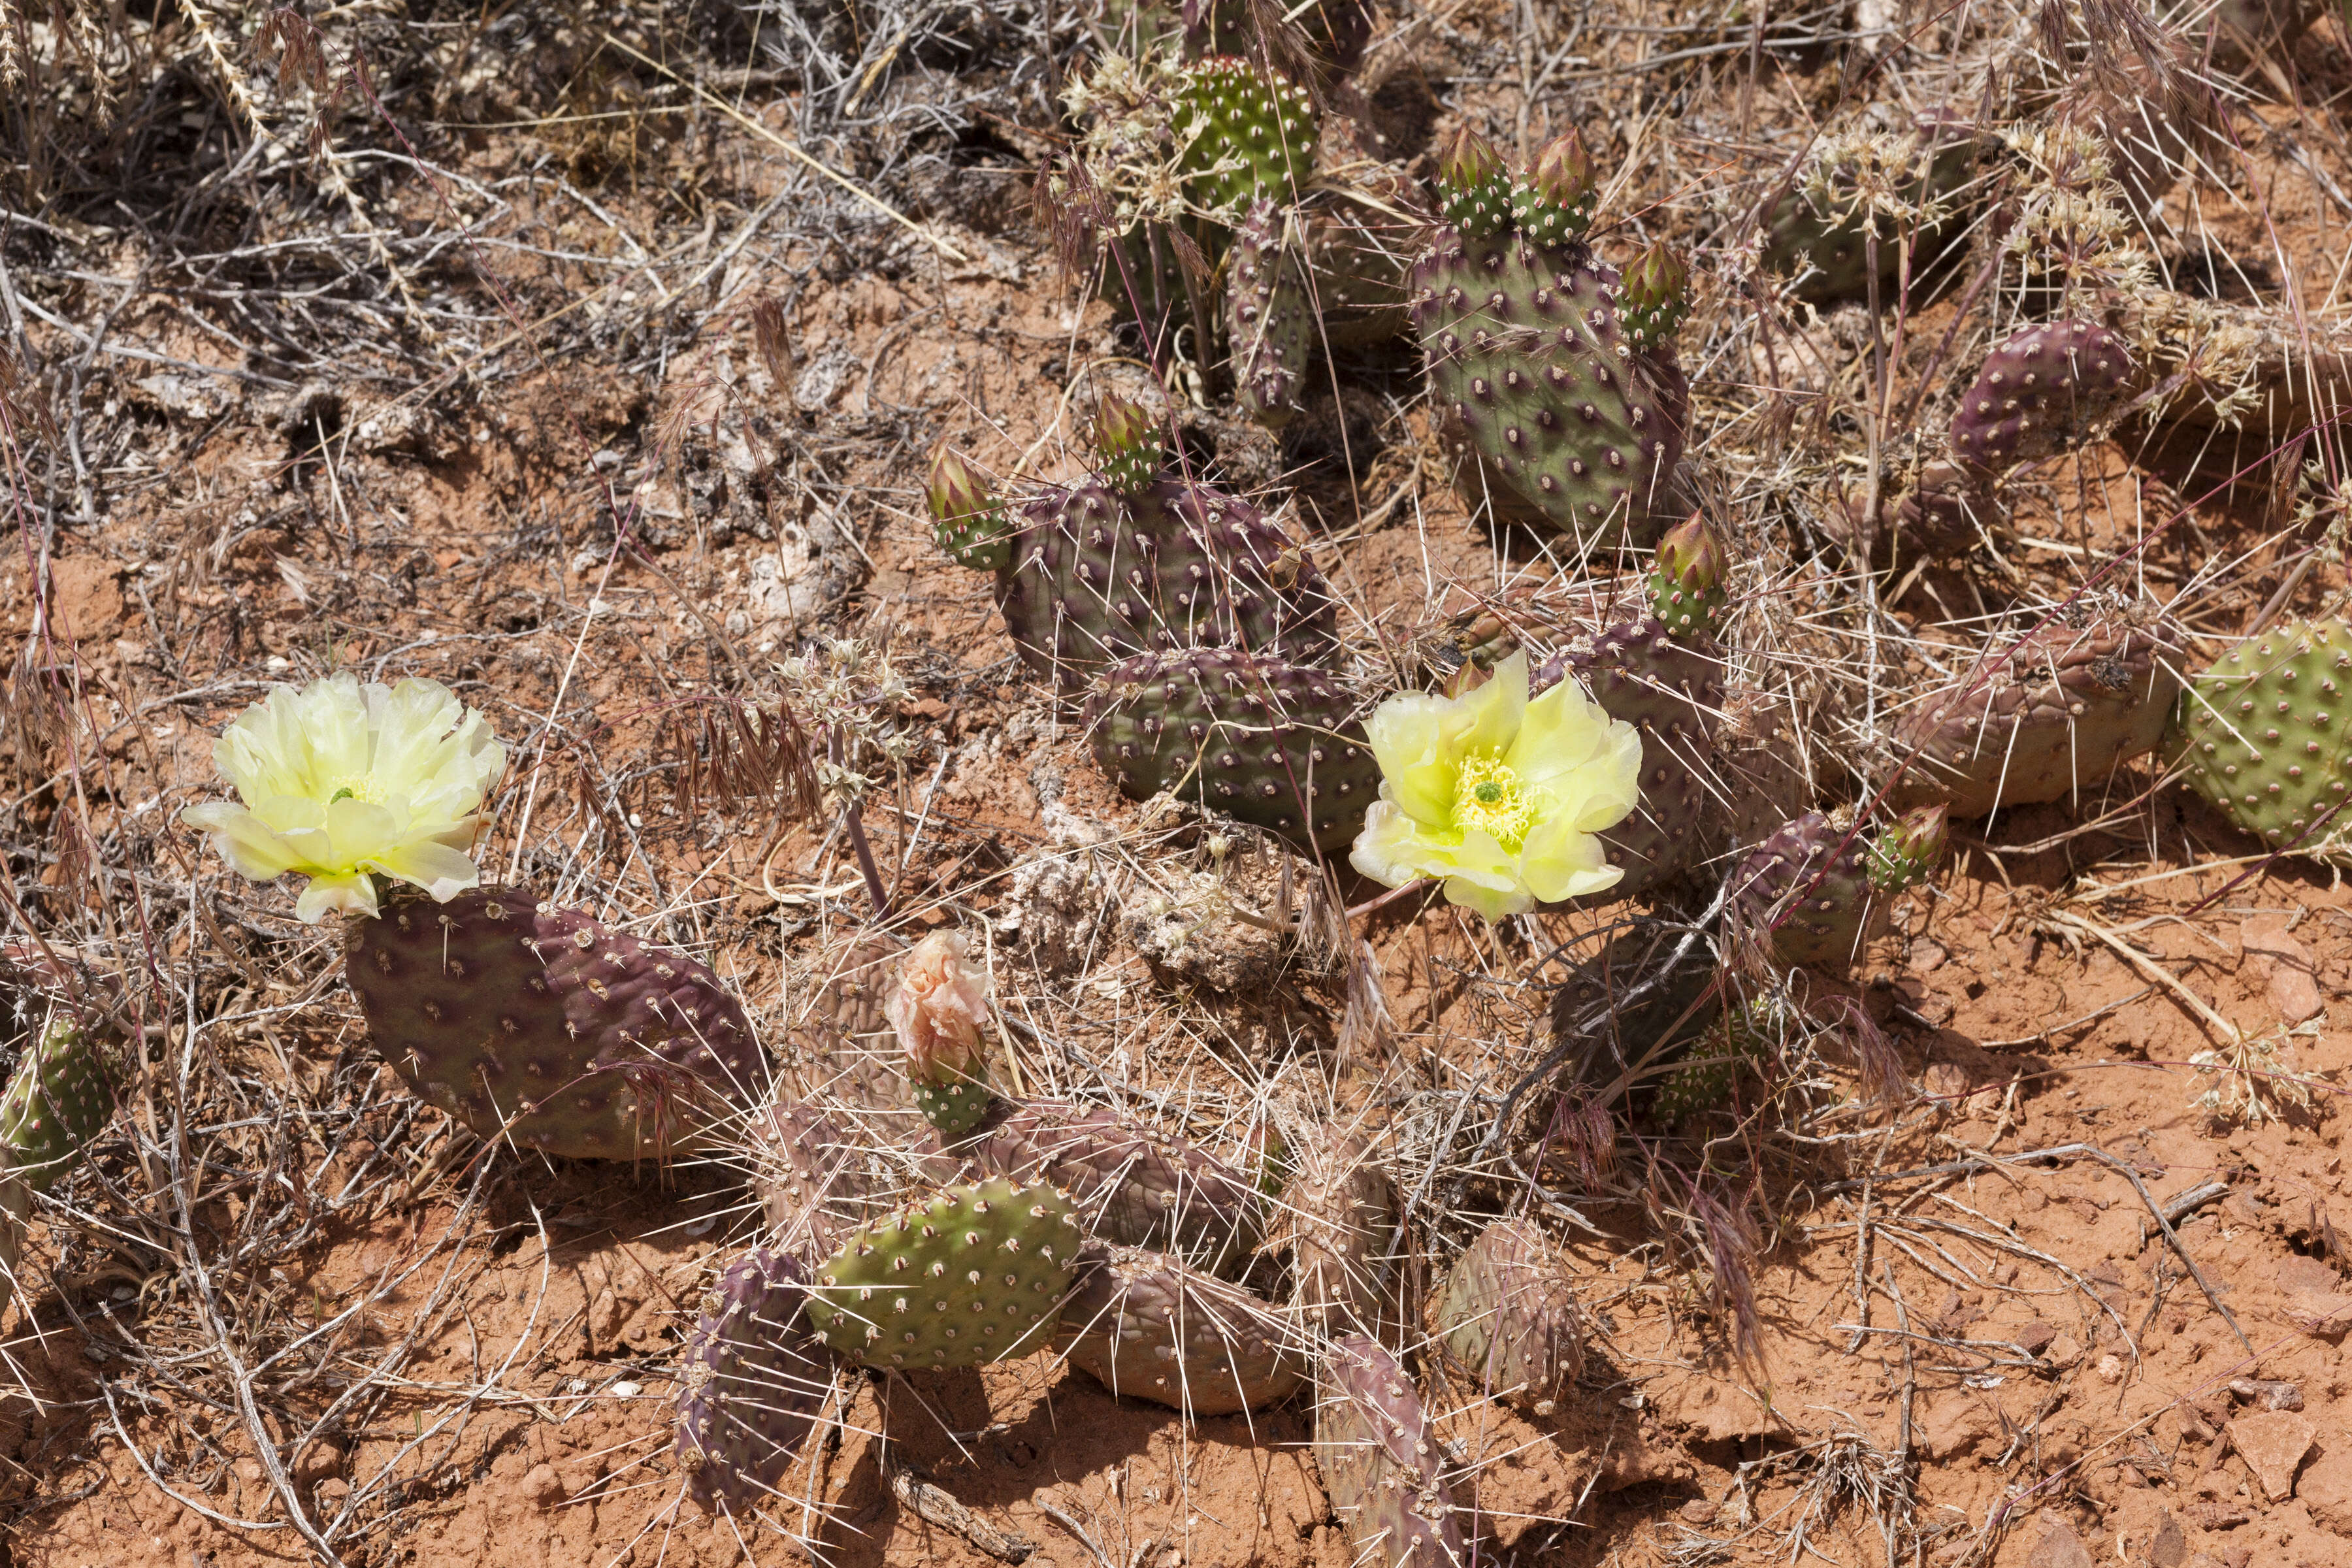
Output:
[{"xmin": 886, "ymin": 931, "xmax": 989, "ymax": 1083}]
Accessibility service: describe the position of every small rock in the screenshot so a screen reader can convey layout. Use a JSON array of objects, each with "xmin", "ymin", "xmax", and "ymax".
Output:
[
  {"xmin": 2046, "ymin": 1333, "xmax": 2085, "ymax": 1371},
  {"xmin": 2096, "ymin": 1352, "xmax": 2126, "ymax": 1384},
  {"xmin": 2014, "ymin": 1320, "xmax": 2058, "ymax": 1356},
  {"xmin": 2227, "ymin": 1409, "xmax": 2313, "ymax": 1501},
  {"xmin": 2300, "ymin": 1443, "xmax": 2352, "ymax": 1537},
  {"xmin": 2185, "ymin": 1499, "xmax": 2247, "ymax": 1531},
  {"xmin": 2147, "ymin": 1511, "xmax": 2188, "ymax": 1567},
  {"xmin": 2025, "ymin": 1507, "xmax": 2095, "ymax": 1568},
  {"xmin": 314, "ymin": 1477, "xmax": 351, "ymax": 1509},
  {"xmin": 523, "ymin": 1462, "xmax": 566, "ymax": 1509},
  {"xmin": 1680, "ymin": 1499, "xmax": 1718, "ymax": 1524},
  {"xmin": 2240, "ymin": 915, "xmax": 2324, "ymax": 1026},
  {"xmin": 2225, "ymin": 1377, "xmax": 2302, "ymax": 1411},
  {"xmin": 1910, "ymin": 939, "xmax": 1950, "ymax": 973}
]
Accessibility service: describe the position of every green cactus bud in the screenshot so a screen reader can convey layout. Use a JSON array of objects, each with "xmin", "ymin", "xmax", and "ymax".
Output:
[
  {"xmin": 1509, "ymin": 129, "xmax": 1597, "ymax": 247},
  {"xmin": 926, "ymin": 447, "xmax": 1013, "ymax": 571},
  {"xmin": 1869, "ymin": 804, "xmax": 1950, "ymax": 891},
  {"xmin": 1647, "ymin": 514, "xmax": 1728, "ymax": 638},
  {"xmin": 1435, "ymin": 125, "xmax": 1512, "ymax": 240},
  {"xmin": 1086, "ymin": 392, "xmax": 1167, "ymax": 494},
  {"xmin": 1618, "ymin": 242, "xmax": 1691, "ymax": 347},
  {"xmin": 805, "ymin": 1177, "xmax": 1082, "ymax": 1370},
  {"xmin": 0, "ymin": 1015, "xmax": 112, "ymax": 1196}
]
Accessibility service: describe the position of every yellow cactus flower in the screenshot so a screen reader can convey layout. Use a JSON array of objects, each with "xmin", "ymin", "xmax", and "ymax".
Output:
[
  {"xmin": 1349, "ymin": 653, "xmax": 1643, "ymax": 919},
  {"xmin": 180, "ymin": 674, "xmax": 506, "ymax": 923}
]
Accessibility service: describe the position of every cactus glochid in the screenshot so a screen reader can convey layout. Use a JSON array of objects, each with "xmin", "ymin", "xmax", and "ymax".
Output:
[
  {"xmin": 1950, "ymin": 320, "xmax": 2140, "ymax": 472},
  {"xmin": 1086, "ymin": 647, "xmax": 1380, "ymax": 852},
  {"xmin": 344, "ymin": 887, "xmax": 768, "ymax": 1161},
  {"xmin": 806, "ymin": 1177, "xmax": 1083, "ymax": 1369},
  {"xmin": 2170, "ymin": 615, "xmax": 2352, "ymax": 861},
  {"xmin": 1412, "ymin": 129, "xmax": 1691, "ymax": 548},
  {"xmin": 1429, "ymin": 1219, "xmax": 1584, "ymax": 1416},
  {"xmin": 1057, "ymin": 1241, "xmax": 1305, "ymax": 1413},
  {"xmin": 674, "ymin": 1249, "xmax": 832, "ymax": 1512}
]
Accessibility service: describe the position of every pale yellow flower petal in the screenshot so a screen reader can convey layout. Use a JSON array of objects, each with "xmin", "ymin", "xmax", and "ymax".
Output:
[
  {"xmin": 178, "ymin": 803, "xmax": 302, "ymax": 880},
  {"xmin": 294, "ymin": 871, "xmax": 382, "ymax": 923},
  {"xmin": 1452, "ymin": 651, "xmax": 1529, "ymax": 759},
  {"xmin": 1364, "ymin": 695, "xmax": 1458, "ymax": 826},
  {"xmin": 363, "ymin": 839, "xmax": 484, "ymax": 902},
  {"xmin": 1517, "ymin": 811, "xmax": 1627, "ymax": 903},
  {"xmin": 1443, "ymin": 874, "xmax": 1535, "ymax": 921}
]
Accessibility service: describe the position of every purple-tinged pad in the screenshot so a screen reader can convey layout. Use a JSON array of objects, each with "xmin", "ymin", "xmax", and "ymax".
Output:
[
  {"xmin": 1429, "ymin": 1218, "xmax": 1583, "ymax": 1416},
  {"xmin": 1315, "ymin": 1334, "xmax": 1467, "ymax": 1568},
  {"xmin": 1056, "ymin": 1241, "xmax": 1304, "ymax": 1414},
  {"xmin": 1950, "ymin": 320, "xmax": 2139, "ymax": 472},
  {"xmin": 1225, "ymin": 199, "xmax": 1314, "ymax": 430},
  {"xmin": 970, "ymin": 1102, "xmax": 1264, "ymax": 1272},
  {"xmin": 1731, "ymin": 811, "xmax": 1875, "ymax": 973},
  {"xmin": 1555, "ymin": 615, "xmax": 1726, "ymax": 904},
  {"xmin": 674, "ymin": 1249, "xmax": 832, "ymax": 1512},
  {"xmin": 1274, "ymin": 1126, "xmax": 1391, "ymax": 1332}
]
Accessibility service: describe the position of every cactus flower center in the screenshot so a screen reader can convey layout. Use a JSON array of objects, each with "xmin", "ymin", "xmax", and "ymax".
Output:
[{"xmin": 1452, "ymin": 756, "xmax": 1539, "ymax": 850}]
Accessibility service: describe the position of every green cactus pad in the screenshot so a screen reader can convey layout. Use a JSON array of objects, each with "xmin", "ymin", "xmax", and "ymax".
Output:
[
  {"xmin": 2171, "ymin": 615, "xmax": 2352, "ymax": 860},
  {"xmin": 674, "ymin": 1249, "xmax": 832, "ymax": 1512},
  {"xmin": 912, "ymin": 1063, "xmax": 994, "ymax": 1141},
  {"xmin": 1653, "ymin": 997, "xmax": 1778, "ymax": 1122},
  {"xmin": 1057, "ymin": 1241, "xmax": 1305, "ymax": 1414},
  {"xmin": 1175, "ymin": 57, "xmax": 1317, "ymax": 218},
  {"xmin": 993, "ymin": 476, "xmax": 1338, "ymax": 693},
  {"xmin": 972, "ymin": 1102, "xmax": 1265, "ymax": 1271},
  {"xmin": 1274, "ymin": 1126, "xmax": 1391, "ymax": 1332},
  {"xmin": 1411, "ymin": 234, "xmax": 1690, "ymax": 549},
  {"xmin": 1225, "ymin": 199, "xmax": 1314, "ymax": 429},
  {"xmin": 1888, "ymin": 608, "xmax": 2184, "ymax": 819},
  {"xmin": 806, "ymin": 1177, "xmax": 1083, "ymax": 1370},
  {"xmin": 1435, "ymin": 125, "xmax": 1512, "ymax": 240},
  {"xmin": 1430, "ymin": 1218, "xmax": 1583, "ymax": 1416},
  {"xmin": 1086, "ymin": 647, "xmax": 1379, "ymax": 853},
  {"xmin": 926, "ymin": 448, "xmax": 1014, "ymax": 572},
  {"xmin": 1509, "ymin": 129, "xmax": 1596, "ymax": 247},
  {"xmin": 345, "ymin": 887, "xmax": 769, "ymax": 1162},
  {"xmin": 0, "ymin": 1015, "xmax": 112, "ymax": 1196}
]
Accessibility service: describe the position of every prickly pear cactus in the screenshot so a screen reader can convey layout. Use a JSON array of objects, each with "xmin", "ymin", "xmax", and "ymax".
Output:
[
  {"xmin": 2170, "ymin": 615, "xmax": 2352, "ymax": 860},
  {"xmin": 1758, "ymin": 112, "xmax": 1983, "ymax": 304},
  {"xmin": 1225, "ymin": 201, "xmax": 1314, "ymax": 429},
  {"xmin": 1315, "ymin": 1334, "xmax": 1467, "ymax": 1568},
  {"xmin": 1950, "ymin": 321, "xmax": 2140, "ymax": 471},
  {"xmin": 1086, "ymin": 647, "xmax": 1380, "ymax": 852},
  {"xmin": 1087, "ymin": 392, "xmax": 1168, "ymax": 496},
  {"xmin": 1411, "ymin": 203, "xmax": 1690, "ymax": 547},
  {"xmin": 674, "ymin": 1249, "xmax": 832, "ymax": 1511},
  {"xmin": 1436, "ymin": 125, "xmax": 1514, "ymax": 239},
  {"xmin": 971, "ymin": 468, "xmax": 1337, "ymax": 694},
  {"xmin": 1, "ymin": 1015, "xmax": 112, "ymax": 1195},
  {"xmin": 1869, "ymin": 803, "xmax": 1951, "ymax": 892},
  {"xmin": 345, "ymin": 888, "xmax": 768, "ymax": 1161},
  {"xmin": 1888, "ymin": 608, "xmax": 2185, "ymax": 818},
  {"xmin": 753, "ymin": 1102, "xmax": 885, "ymax": 1262},
  {"xmin": 1429, "ymin": 1218, "xmax": 1583, "ymax": 1416},
  {"xmin": 971, "ymin": 1102, "xmax": 1264, "ymax": 1270},
  {"xmin": 1648, "ymin": 514, "xmax": 1729, "ymax": 639},
  {"xmin": 1617, "ymin": 242, "xmax": 1691, "ymax": 350},
  {"xmin": 1554, "ymin": 615, "xmax": 1726, "ymax": 903},
  {"xmin": 1732, "ymin": 812, "xmax": 1876, "ymax": 972},
  {"xmin": 1273, "ymin": 1126, "xmax": 1392, "ymax": 1331},
  {"xmin": 1175, "ymin": 56, "xmax": 1319, "ymax": 216},
  {"xmin": 805, "ymin": 1177, "xmax": 1082, "ymax": 1370},
  {"xmin": 1652, "ymin": 996, "xmax": 1780, "ymax": 1122},
  {"xmin": 1057, "ymin": 1241, "xmax": 1305, "ymax": 1413}
]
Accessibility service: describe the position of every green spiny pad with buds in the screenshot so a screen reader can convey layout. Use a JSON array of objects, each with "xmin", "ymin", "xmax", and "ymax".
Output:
[
  {"xmin": 1509, "ymin": 129, "xmax": 1596, "ymax": 247},
  {"xmin": 1411, "ymin": 231, "xmax": 1690, "ymax": 549},
  {"xmin": 1087, "ymin": 393, "xmax": 1168, "ymax": 496},
  {"xmin": 346, "ymin": 887, "xmax": 769, "ymax": 1161},
  {"xmin": 1086, "ymin": 648, "xmax": 1380, "ymax": 852},
  {"xmin": 1436, "ymin": 125, "xmax": 1512, "ymax": 240},
  {"xmin": 1225, "ymin": 200, "xmax": 1314, "ymax": 429},
  {"xmin": 1550, "ymin": 615, "xmax": 1725, "ymax": 904},
  {"xmin": 1, "ymin": 1015, "xmax": 112, "ymax": 1196},
  {"xmin": 805, "ymin": 1177, "xmax": 1082, "ymax": 1370},
  {"xmin": 1648, "ymin": 514, "xmax": 1729, "ymax": 639},
  {"xmin": 1056, "ymin": 1241, "xmax": 1305, "ymax": 1414},
  {"xmin": 1617, "ymin": 243, "xmax": 1690, "ymax": 348},
  {"xmin": 972, "ymin": 1102, "xmax": 1264, "ymax": 1271},
  {"xmin": 1888, "ymin": 608, "xmax": 2185, "ymax": 819},
  {"xmin": 926, "ymin": 448, "xmax": 1015, "ymax": 572},
  {"xmin": 991, "ymin": 472, "xmax": 1338, "ymax": 693},
  {"xmin": 1950, "ymin": 320, "xmax": 2140, "ymax": 472},
  {"xmin": 1733, "ymin": 811, "xmax": 1876, "ymax": 972},
  {"xmin": 1316, "ymin": 1334, "xmax": 1467, "ymax": 1568},
  {"xmin": 1274, "ymin": 1126, "xmax": 1392, "ymax": 1332},
  {"xmin": 2170, "ymin": 615, "xmax": 2352, "ymax": 860},
  {"xmin": 1429, "ymin": 1218, "xmax": 1583, "ymax": 1416},
  {"xmin": 674, "ymin": 1248, "xmax": 832, "ymax": 1512},
  {"xmin": 1868, "ymin": 803, "xmax": 1950, "ymax": 891},
  {"xmin": 1175, "ymin": 56, "xmax": 1318, "ymax": 218},
  {"xmin": 913, "ymin": 1066, "xmax": 992, "ymax": 1140}
]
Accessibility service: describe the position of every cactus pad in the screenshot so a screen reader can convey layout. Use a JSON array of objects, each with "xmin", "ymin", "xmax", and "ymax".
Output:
[
  {"xmin": 1950, "ymin": 321, "xmax": 2139, "ymax": 471},
  {"xmin": 1226, "ymin": 200, "xmax": 1313, "ymax": 429},
  {"xmin": 1274, "ymin": 1127, "xmax": 1392, "ymax": 1331},
  {"xmin": 806, "ymin": 1177, "xmax": 1082, "ymax": 1369},
  {"xmin": 2171, "ymin": 615, "xmax": 2352, "ymax": 859},
  {"xmin": 1555, "ymin": 616, "xmax": 1726, "ymax": 902},
  {"xmin": 1413, "ymin": 234, "xmax": 1689, "ymax": 548},
  {"xmin": 1175, "ymin": 57, "xmax": 1317, "ymax": 218},
  {"xmin": 1759, "ymin": 114, "xmax": 1982, "ymax": 304},
  {"xmin": 1868, "ymin": 803, "xmax": 1950, "ymax": 891},
  {"xmin": 1732, "ymin": 812, "xmax": 1876, "ymax": 972},
  {"xmin": 0, "ymin": 1015, "xmax": 112, "ymax": 1196},
  {"xmin": 972, "ymin": 1102, "xmax": 1264, "ymax": 1269},
  {"xmin": 1888, "ymin": 609, "xmax": 2184, "ymax": 818},
  {"xmin": 1316, "ymin": 1334, "xmax": 1467, "ymax": 1568},
  {"xmin": 1057, "ymin": 1242, "xmax": 1305, "ymax": 1413},
  {"xmin": 1648, "ymin": 514, "xmax": 1729, "ymax": 638},
  {"xmin": 1087, "ymin": 393, "xmax": 1168, "ymax": 496},
  {"xmin": 1430, "ymin": 1219, "xmax": 1584, "ymax": 1415},
  {"xmin": 674, "ymin": 1249, "xmax": 832, "ymax": 1511},
  {"xmin": 753, "ymin": 1102, "xmax": 884, "ymax": 1261},
  {"xmin": 1086, "ymin": 648, "xmax": 1379, "ymax": 852},
  {"xmin": 1617, "ymin": 242, "xmax": 1691, "ymax": 348},
  {"xmin": 346, "ymin": 888, "xmax": 768, "ymax": 1161},
  {"xmin": 995, "ymin": 477, "xmax": 1337, "ymax": 693}
]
